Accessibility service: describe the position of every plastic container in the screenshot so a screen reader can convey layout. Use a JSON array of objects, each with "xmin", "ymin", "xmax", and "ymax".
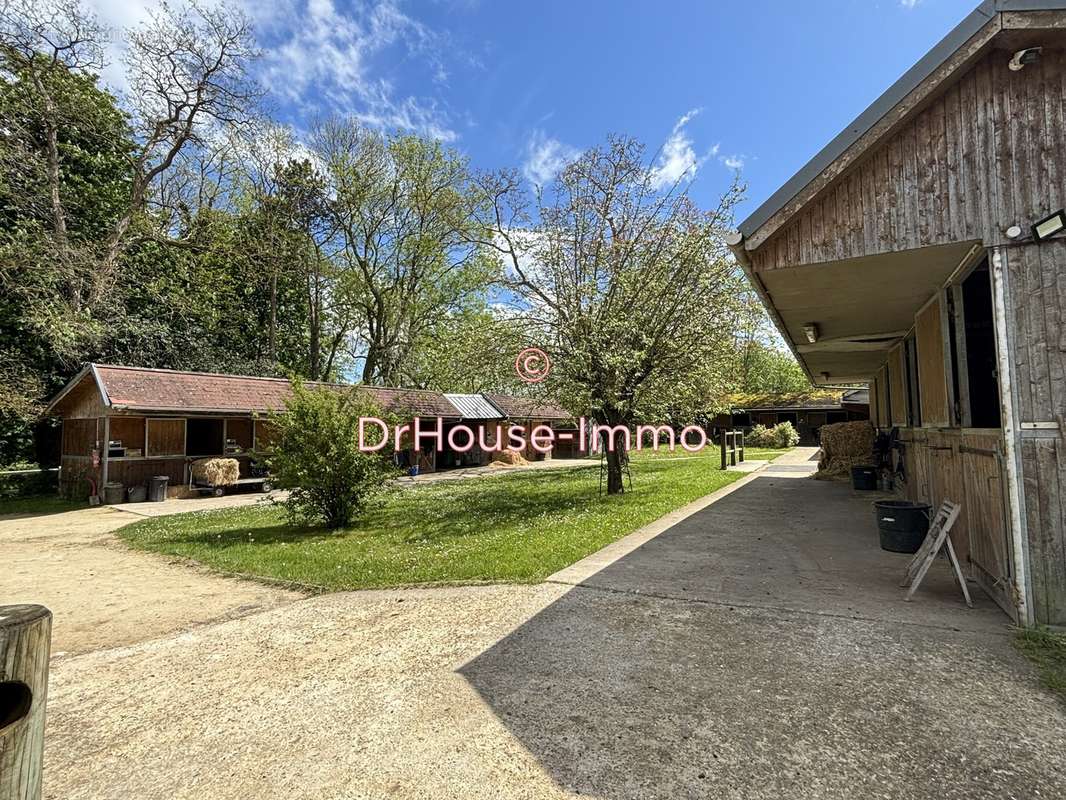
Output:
[
  {"xmin": 148, "ymin": 475, "xmax": 169, "ymax": 502},
  {"xmin": 875, "ymin": 500, "xmax": 931, "ymax": 553},
  {"xmin": 127, "ymin": 484, "xmax": 147, "ymax": 503},
  {"xmin": 408, "ymin": 466, "xmax": 420, "ymax": 477},
  {"xmin": 851, "ymin": 465, "xmax": 878, "ymax": 491},
  {"xmin": 102, "ymin": 482, "xmax": 125, "ymax": 505}
]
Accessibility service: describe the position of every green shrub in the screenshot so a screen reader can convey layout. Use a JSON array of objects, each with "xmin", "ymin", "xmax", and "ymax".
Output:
[
  {"xmin": 746, "ymin": 421, "xmax": 799, "ymax": 449},
  {"xmin": 0, "ymin": 468, "xmax": 58, "ymax": 499},
  {"xmin": 260, "ymin": 381, "xmax": 398, "ymax": 529}
]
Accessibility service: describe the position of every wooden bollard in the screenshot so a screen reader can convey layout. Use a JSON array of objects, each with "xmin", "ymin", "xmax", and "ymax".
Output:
[{"xmin": 0, "ymin": 605, "xmax": 52, "ymax": 800}]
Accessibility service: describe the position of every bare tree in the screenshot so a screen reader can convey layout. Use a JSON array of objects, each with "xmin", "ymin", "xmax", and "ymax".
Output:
[
  {"xmin": 0, "ymin": 0, "xmax": 261, "ymax": 309},
  {"xmin": 480, "ymin": 136, "xmax": 746, "ymax": 494},
  {"xmin": 108, "ymin": 0, "xmax": 261, "ymax": 275}
]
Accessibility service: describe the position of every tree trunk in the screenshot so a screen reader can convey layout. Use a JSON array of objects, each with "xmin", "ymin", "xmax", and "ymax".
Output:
[
  {"xmin": 268, "ymin": 272, "xmax": 278, "ymax": 365},
  {"xmin": 605, "ymin": 447, "xmax": 625, "ymax": 495}
]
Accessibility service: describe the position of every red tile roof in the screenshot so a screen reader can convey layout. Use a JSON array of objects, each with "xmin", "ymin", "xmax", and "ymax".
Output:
[
  {"xmin": 90, "ymin": 365, "xmax": 460, "ymax": 417},
  {"xmin": 483, "ymin": 393, "xmax": 572, "ymax": 421},
  {"xmin": 48, "ymin": 364, "xmax": 573, "ymax": 422}
]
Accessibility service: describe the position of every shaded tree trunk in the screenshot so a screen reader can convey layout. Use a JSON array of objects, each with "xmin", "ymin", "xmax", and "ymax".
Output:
[{"xmin": 605, "ymin": 447, "xmax": 625, "ymax": 495}]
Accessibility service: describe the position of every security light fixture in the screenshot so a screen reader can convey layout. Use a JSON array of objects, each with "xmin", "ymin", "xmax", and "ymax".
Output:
[
  {"xmin": 1032, "ymin": 210, "xmax": 1066, "ymax": 242},
  {"xmin": 1008, "ymin": 47, "xmax": 1042, "ymax": 72},
  {"xmin": 803, "ymin": 323, "xmax": 819, "ymax": 344}
]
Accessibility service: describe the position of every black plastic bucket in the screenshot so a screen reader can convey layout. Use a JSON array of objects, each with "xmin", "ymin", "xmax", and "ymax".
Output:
[
  {"xmin": 851, "ymin": 465, "xmax": 878, "ymax": 491},
  {"xmin": 874, "ymin": 500, "xmax": 931, "ymax": 553}
]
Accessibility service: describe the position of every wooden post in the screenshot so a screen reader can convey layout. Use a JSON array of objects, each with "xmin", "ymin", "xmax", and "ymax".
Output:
[
  {"xmin": 0, "ymin": 605, "xmax": 52, "ymax": 800},
  {"xmin": 100, "ymin": 416, "xmax": 110, "ymax": 489},
  {"xmin": 720, "ymin": 431, "xmax": 727, "ymax": 470},
  {"xmin": 738, "ymin": 431, "xmax": 745, "ymax": 463}
]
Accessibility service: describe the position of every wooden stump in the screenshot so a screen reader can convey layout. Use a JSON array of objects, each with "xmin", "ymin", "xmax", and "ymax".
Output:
[{"xmin": 0, "ymin": 605, "xmax": 52, "ymax": 800}]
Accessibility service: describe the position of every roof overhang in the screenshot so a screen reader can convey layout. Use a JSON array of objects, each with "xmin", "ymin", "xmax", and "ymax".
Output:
[
  {"xmin": 755, "ymin": 241, "xmax": 981, "ymax": 382},
  {"xmin": 44, "ymin": 364, "xmax": 111, "ymax": 415}
]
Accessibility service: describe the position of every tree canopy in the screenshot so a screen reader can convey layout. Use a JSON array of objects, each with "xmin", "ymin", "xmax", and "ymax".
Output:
[{"xmin": 0, "ymin": 0, "xmax": 810, "ymax": 470}]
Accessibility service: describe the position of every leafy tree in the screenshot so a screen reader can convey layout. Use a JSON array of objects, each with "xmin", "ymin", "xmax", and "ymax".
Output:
[
  {"xmin": 480, "ymin": 136, "xmax": 747, "ymax": 493},
  {"xmin": 261, "ymin": 381, "xmax": 396, "ymax": 529},
  {"xmin": 405, "ymin": 306, "xmax": 532, "ymax": 394},
  {"xmin": 739, "ymin": 341, "xmax": 810, "ymax": 394},
  {"xmin": 312, "ymin": 120, "xmax": 499, "ymax": 386}
]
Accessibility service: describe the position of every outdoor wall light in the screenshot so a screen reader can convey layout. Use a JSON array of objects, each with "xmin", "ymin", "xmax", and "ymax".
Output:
[
  {"xmin": 1008, "ymin": 47, "xmax": 1042, "ymax": 72},
  {"xmin": 1032, "ymin": 210, "xmax": 1066, "ymax": 242},
  {"xmin": 1005, "ymin": 224, "xmax": 1023, "ymax": 240},
  {"xmin": 803, "ymin": 323, "xmax": 819, "ymax": 344}
]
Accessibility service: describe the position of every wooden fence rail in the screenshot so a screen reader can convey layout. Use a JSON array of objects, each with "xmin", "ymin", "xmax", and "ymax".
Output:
[{"xmin": 720, "ymin": 430, "xmax": 745, "ymax": 470}]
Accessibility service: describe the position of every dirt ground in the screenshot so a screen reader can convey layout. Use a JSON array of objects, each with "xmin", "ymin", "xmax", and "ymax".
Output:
[{"xmin": 0, "ymin": 505, "xmax": 300, "ymax": 655}]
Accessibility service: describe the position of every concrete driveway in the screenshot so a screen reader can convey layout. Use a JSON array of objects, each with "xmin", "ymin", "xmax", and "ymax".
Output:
[{"xmin": 32, "ymin": 453, "xmax": 1066, "ymax": 798}]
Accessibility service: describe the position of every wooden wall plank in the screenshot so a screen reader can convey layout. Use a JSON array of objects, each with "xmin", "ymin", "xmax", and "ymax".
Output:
[
  {"xmin": 146, "ymin": 419, "xmax": 184, "ymax": 457},
  {"xmin": 889, "ymin": 345, "xmax": 908, "ymax": 426},
  {"xmin": 750, "ymin": 49, "xmax": 1066, "ymax": 272},
  {"xmin": 915, "ymin": 296, "xmax": 950, "ymax": 426}
]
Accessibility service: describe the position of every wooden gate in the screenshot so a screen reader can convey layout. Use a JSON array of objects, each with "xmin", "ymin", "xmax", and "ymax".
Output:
[
  {"xmin": 902, "ymin": 429, "xmax": 1015, "ymax": 619},
  {"xmin": 959, "ymin": 439, "xmax": 1014, "ymax": 617}
]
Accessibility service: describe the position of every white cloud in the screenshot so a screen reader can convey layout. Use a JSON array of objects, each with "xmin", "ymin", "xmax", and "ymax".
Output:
[
  {"xmin": 84, "ymin": 0, "xmax": 461, "ymax": 142},
  {"xmin": 522, "ymin": 130, "xmax": 579, "ymax": 186},
  {"xmin": 83, "ymin": 0, "xmax": 163, "ymax": 92},
  {"xmin": 720, "ymin": 154, "xmax": 746, "ymax": 170},
  {"xmin": 649, "ymin": 108, "xmax": 707, "ymax": 190},
  {"xmin": 899, "ymin": 0, "xmax": 921, "ymax": 7},
  {"xmin": 257, "ymin": 0, "xmax": 458, "ymax": 141}
]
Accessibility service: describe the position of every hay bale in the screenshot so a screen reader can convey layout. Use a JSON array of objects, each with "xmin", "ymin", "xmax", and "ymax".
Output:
[
  {"xmin": 490, "ymin": 450, "xmax": 530, "ymax": 468},
  {"xmin": 814, "ymin": 421, "xmax": 875, "ymax": 481},
  {"xmin": 191, "ymin": 457, "xmax": 240, "ymax": 487}
]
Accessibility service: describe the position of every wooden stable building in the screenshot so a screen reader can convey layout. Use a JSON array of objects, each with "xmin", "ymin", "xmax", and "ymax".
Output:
[
  {"xmin": 46, "ymin": 365, "xmax": 574, "ymax": 499},
  {"xmin": 728, "ymin": 0, "xmax": 1066, "ymax": 625}
]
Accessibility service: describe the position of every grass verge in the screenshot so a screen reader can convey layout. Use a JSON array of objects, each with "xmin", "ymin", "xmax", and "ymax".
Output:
[
  {"xmin": 628, "ymin": 446, "xmax": 794, "ymax": 463},
  {"xmin": 1015, "ymin": 627, "xmax": 1066, "ymax": 699},
  {"xmin": 119, "ymin": 457, "xmax": 744, "ymax": 591}
]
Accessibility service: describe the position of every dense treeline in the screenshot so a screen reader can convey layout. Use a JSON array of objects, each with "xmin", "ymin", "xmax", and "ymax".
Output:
[{"xmin": 0, "ymin": 0, "xmax": 806, "ymax": 469}]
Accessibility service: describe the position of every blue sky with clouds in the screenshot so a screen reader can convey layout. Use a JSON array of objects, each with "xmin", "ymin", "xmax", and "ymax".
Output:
[{"xmin": 90, "ymin": 0, "xmax": 983, "ymax": 221}]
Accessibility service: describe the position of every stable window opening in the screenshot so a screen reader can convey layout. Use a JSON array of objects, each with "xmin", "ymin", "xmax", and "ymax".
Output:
[
  {"xmin": 186, "ymin": 418, "xmax": 224, "ymax": 457},
  {"xmin": 904, "ymin": 334, "xmax": 922, "ymax": 427},
  {"xmin": 954, "ymin": 259, "xmax": 1001, "ymax": 428}
]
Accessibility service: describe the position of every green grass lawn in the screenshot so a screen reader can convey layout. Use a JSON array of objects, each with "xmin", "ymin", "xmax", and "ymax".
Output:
[
  {"xmin": 628, "ymin": 445, "xmax": 794, "ymax": 463},
  {"xmin": 0, "ymin": 494, "xmax": 87, "ymax": 517},
  {"xmin": 1015, "ymin": 628, "xmax": 1066, "ymax": 701},
  {"xmin": 119, "ymin": 457, "xmax": 744, "ymax": 591}
]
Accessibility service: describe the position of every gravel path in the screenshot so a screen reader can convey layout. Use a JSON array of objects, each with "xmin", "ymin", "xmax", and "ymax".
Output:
[{"xmin": 1, "ymin": 505, "xmax": 300, "ymax": 656}]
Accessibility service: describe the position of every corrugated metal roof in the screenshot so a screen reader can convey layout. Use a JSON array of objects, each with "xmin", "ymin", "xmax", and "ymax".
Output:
[{"xmin": 444, "ymin": 393, "xmax": 505, "ymax": 419}]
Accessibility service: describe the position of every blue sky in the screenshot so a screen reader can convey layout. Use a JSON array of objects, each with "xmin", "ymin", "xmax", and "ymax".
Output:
[{"xmin": 92, "ymin": 0, "xmax": 982, "ymax": 221}]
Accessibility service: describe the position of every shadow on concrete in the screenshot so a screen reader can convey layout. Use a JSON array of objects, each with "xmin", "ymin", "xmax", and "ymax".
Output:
[{"xmin": 459, "ymin": 473, "xmax": 1037, "ymax": 799}]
